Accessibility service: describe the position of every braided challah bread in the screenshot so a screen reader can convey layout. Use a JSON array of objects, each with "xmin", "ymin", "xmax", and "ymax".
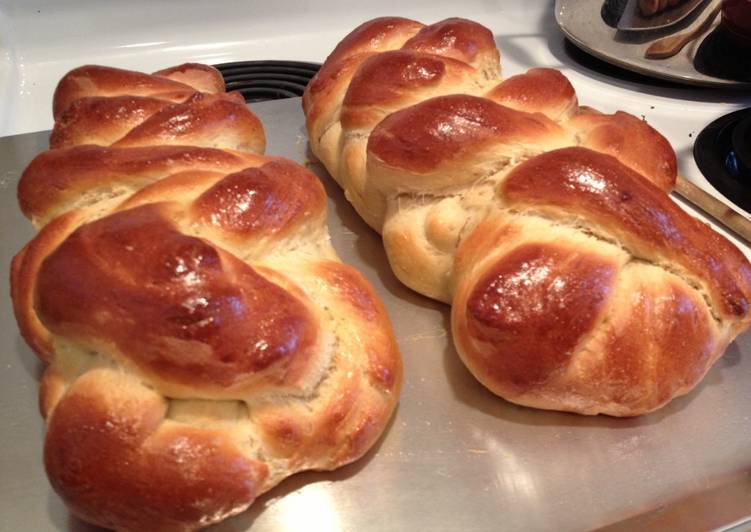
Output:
[
  {"xmin": 11, "ymin": 63, "xmax": 401, "ymax": 531},
  {"xmin": 303, "ymin": 17, "xmax": 751, "ymax": 416}
]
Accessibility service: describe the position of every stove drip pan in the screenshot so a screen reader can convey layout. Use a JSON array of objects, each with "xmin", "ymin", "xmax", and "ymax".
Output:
[
  {"xmin": 694, "ymin": 107, "xmax": 751, "ymax": 214},
  {"xmin": 212, "ymin": 60, "xmax": 320, "ymax": 103}
]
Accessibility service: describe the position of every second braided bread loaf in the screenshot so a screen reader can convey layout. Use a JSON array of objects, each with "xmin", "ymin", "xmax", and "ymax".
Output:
[{"xmin": 303, "ymin": 17, "xmax": 751, "ymax": 416}]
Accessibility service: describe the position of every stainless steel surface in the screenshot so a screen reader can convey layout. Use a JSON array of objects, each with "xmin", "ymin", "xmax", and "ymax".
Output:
[
  {"xmin": 617, "ymin": 0, "xmax": 708, "ymax": 31},
  {"xmin": 556, "ymin": 0, "xmax": 751, "ymax": 87},
  {"xmin": 672, "ymin": 176, "xmax": 751, "ymax": 246},
  {"xmin": 3, "ymin": 98, "xmax": 751, "ymax": 531}
]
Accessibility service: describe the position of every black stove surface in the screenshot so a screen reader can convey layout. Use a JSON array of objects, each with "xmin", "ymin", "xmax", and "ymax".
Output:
[
  {"xmin": 213, "ymin": 60, "xmax": 320, "ymax": 103},
  {"xmin": 694, "ymin": 25, "xmax": 751, "ymax": 83},
  {"xmin": 694, "ymin": 107, "xmax": 751, "ymax": 213}
]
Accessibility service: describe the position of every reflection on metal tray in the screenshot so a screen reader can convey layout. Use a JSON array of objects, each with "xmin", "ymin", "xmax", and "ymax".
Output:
[
  {"xmin": 617, "ymin": 0, "xmax": 708, "ymax": 31},
  {"xmin": 2, "ymin": 98, "xmax": 751, "ymax": 531}
]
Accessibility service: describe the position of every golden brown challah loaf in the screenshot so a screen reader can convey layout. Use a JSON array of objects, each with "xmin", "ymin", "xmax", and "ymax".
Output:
[
  {"xmin": 303, "ymin": 17, "xmax": 751, "ymax": 416},
  {"xmin": 11, "ymin": 63, "xmax": 401, "ymax": 531}
]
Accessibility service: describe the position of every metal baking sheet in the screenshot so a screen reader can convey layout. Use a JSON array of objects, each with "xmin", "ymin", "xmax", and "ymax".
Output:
[{"xmin": 2, "ymin": 98, "xmax": 751, "ymax": 531}]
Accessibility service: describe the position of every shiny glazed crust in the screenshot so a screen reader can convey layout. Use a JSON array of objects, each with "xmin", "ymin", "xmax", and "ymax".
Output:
[
  {"xmin": 303, "ymin": 17, "xmax": 751, "ymax": 416},
  {"xmin": 11, "ymin": 63, "xmax": 401, "ymax": 531}
]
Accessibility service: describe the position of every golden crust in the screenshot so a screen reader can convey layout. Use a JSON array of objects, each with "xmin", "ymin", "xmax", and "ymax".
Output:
[
  {"xmin": 51, "ymin": 92, "xmax": 263, "ymax": 154},
  {"xmin": 53, "ymin": 64, "xmax": 197, "ymax": 120},
  {"xmin": 341, "ymin": 50, "xmax": 477, "ymax": 131},
  {"xmin": 18, "ymin": 145, "xmax": 265, "ymax": 226},
  {"xmin": 500, "ymin": 148, "xmax": 751, "ymax": 319},
  {"xmin": 153, "ymin": 62, "xmax": 226, "ymax": 93},
  {"xmin": 485, "ymin": 68, "xmax": 578, "ymax": 121},
  {"xmin": 368, "ymin": 94, "xmax": 570, "ymax": 190},
  {"xmin": 12, "ymin": 63, "xmax": 402, "ymax": 530},
  {"xmin": 302, "ymin": 17, "xmax": 424, "ymax": 151},
  {"xmin": 303, "ymin": 16, "xmax": 751, "ymax": 416},
  {"xmin": 50, "ymin": 95, "xmax": 176, "ymax": 148},
  {"xmin": 11, "ymin": 209, "xmax": 88, "ymax": 360},
  {"xmin": 44, "ymin": 370, "xmax": 266, "ymax": 531},
  {"xmin": 112, "ymin": 92, "xmax": 264, "ymax": 152},
  {"xmin": 567, "ymin": 110, "xmax": 676, "ymax": 191}
]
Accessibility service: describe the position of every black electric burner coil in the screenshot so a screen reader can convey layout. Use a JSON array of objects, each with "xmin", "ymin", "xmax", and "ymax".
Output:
[
  {"xmin": 694, "ymin": 24, "xmax": 751, "ymax": 83},
  {"xmin": 693, "ymin": 107, "xmax": 751, "ymax": 214},
  {"xmin": 212, "ymin": 60, "xmax": 321, "ymax": 103}
]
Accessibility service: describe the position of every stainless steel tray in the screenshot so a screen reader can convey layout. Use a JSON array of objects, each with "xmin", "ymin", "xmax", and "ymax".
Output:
[{"xmin": 2, "ymin": 98, "xmax": 751, "ymax": 531}]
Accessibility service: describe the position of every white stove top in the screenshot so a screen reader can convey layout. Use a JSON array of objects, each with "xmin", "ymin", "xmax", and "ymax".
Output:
[
  {"xmin": 2, "ymin": 0, "xmax": 750, "ymax": 249},
  {"xmin": 1, "ymin": 0, "xmax": 555, "ymax": 137}
]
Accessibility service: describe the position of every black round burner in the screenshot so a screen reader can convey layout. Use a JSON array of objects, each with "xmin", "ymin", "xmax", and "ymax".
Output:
[
  {"xmin": 694, "ymin": 25, "xmax": 751, "ymax": 82},
  {"xmin": 212, "ymin": 60, "xmax": 320, "ymax": 103},
  {"xmin": 731, "ymin": 114, "xmax": 751, "ymax": 174},
  {"xmin": 694, "ymin": 107, "xmax": 751, "ymax": 213}
]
